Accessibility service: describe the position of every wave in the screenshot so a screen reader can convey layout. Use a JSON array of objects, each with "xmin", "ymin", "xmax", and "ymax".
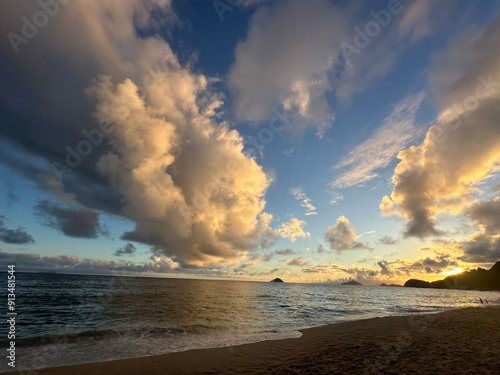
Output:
[{"xmin": 1, "ymin": 324, "xmax": 217, "ymax": 348}]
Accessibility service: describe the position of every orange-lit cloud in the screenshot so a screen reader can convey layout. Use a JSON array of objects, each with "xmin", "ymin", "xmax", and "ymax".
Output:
[
  {"xmin": 381, "ymin": 17, "xmax": 500, "ymax": 238},
  {"xmin": 90, "ymin": 66, "xmax": 277, "ymax": 267}
]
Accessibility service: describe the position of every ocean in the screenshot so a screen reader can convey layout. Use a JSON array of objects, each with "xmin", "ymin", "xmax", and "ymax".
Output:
[{"xmin": 1, "ymin": 272, "xmax": 499, "ymax": 372}]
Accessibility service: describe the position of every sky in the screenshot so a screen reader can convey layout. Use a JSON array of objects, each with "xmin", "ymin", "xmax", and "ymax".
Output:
[{"xmin": 1, "ymin": 0, "xmax": 500, "ymax": 284}]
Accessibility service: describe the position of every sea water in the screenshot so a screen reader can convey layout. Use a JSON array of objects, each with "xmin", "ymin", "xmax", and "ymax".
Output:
[{"xmin": 1, "ymin": 272, "xmax": 499, "ymax": 371}]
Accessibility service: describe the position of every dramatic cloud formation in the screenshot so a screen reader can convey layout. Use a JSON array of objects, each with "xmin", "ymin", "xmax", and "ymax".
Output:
[
  {"xmin": 114, "ymin": 243, "xmax": 137, "ymax": 257},
  {"xmin": 0, "ymin": 216, "xmax": 35, "ymax": 245},
  {"xmin": 1, "ymin": 1, "xmax": 280, "ymax": 268},
  {"xmin": 278, "ymin": 218, "xmax": 310, "ymax": 242},
  {"xmin": 90, "ymin": 59, "xmax": 277, "ymax": 267},
  {"xmin": 290, "ymin": 187, "xmax": 317, "ymax": 215},
  {"xmin": 332, "ymin": 92, "xmax": 424, "ymax": 188},
  {"xmin": 324, "ymin": 216, "xmax": 371, "ymax": 253},
  {"xmin": 381, "ymin": 17, "xmax": 500, "ymax": 238},
  {"xmin": 34, "ymin": 200, "xmax": 105, "ymax": 239},
  {"xmin": 1, "ymin": 0, "xmax": 497, "ymax": 281}
]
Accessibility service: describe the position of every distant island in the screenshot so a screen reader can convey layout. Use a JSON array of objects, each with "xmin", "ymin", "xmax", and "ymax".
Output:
[
  {"xmin": 404, "ymin": 261, "xmax": 500, "ymax": 291},
  {"xmin": 380, "ymin": 283, "xmax": 402, "ymax": 287},
  {"xmin": 342, "ymin": 280, "xmax": 362, "ymax": 286},
  {"xmin": 270, "ymin": 278, "xmax": 284, "ymax": 283}
]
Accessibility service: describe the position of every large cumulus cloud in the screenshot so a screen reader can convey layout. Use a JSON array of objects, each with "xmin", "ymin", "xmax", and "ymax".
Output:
[
  {"xmin": 381, "ymin": 16, "xmax": 500, "ymax": 238},
  {"xmin": 0, "ymin": 0, "xmax": 278, "ymax": 268},
  {"xmin": 88, "ymin": 50, "xmax": 276, "ymax": 267}
]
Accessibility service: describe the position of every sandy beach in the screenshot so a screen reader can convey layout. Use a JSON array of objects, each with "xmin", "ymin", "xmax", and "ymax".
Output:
[{"xmin": 9, "ymin": 305, "xmax": 499, "ymax": 375}]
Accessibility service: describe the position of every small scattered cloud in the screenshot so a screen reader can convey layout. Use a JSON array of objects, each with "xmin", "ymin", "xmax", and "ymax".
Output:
[
  {"xmin": 260, "ymin": 253, "xmax": 274, "ymax": 262},
  {"xmin": 377, "ymin": 235, "xmax": 399, "ymax": 245},
  {"xmin": 278, "ymin": 218, "xmax": 310, "ymax": 242},
  {"xmin": 0, "ymin": 216, "xmax": 35, "ymax": 245},
  {"xmin": 358, "ymin": 230, "xmax": 376, "ymax": 238},
  {"xmin": 259, "ymin": 247, "xmax": 296, "ymax": 262},
  {"xmin": 275, "ymin": 248, "xmax": 296, "ymax": 256},
  {"xmin": 324, "ymin": 216, "xmax": 372, "ymax": 253},
  {"xmin": 328, "ymin": 192, "xmax": 343, "ymax": 205},
  {"xmin": 114, "ymin": 243, "xmax": 137, "ymax": 257},
  {"xmin": 290, "ymin": 187, "xmax": 317, "ymax": 216},
  {"xmin": 238, "ymin": 262, "xmax": 257, "ymax": 269},
  {"xmin": 287, "ymin": 257, "xmax": 308, "ymax": 266}
]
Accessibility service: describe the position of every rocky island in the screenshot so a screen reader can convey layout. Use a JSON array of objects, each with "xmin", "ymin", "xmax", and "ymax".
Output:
[
  {"xmin": 341, "ymin": 280, "xmax": 362, "ymax": 286},
  {"xmin": 270, "ymin": 278, "xmax": 284, "ymax": 282}
]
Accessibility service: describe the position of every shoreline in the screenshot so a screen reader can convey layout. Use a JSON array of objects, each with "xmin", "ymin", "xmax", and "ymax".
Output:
[{"xmin": 6, "ymin": 305, "xmax": 500, "ymax": 375}]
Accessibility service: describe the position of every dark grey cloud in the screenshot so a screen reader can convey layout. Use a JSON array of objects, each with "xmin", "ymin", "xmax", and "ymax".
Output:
[
  {"xmin": 422, "ymin": 256, "xmax": 457, "ymax": 273},
  {"xmin": 459, "ymin": 199, "xmax": 500, "ymax": 263},
  {"xmin": 467, "ymin": 199, "xmax": 500, "ymax": 237},
  {"xmin": 460, "ymin": 235, "xmax": 500, "ymax": 264},
  {"xmin": 377, "ymin": 235, "xmax": 399, "ymax": 245},
  {"xmin": 114, "ymin": 243, "xmax": 137, "ymax": 257},
  {"xmin": 34, "ymin": 200, "xmax": 105, "ymax": 239},
  {"xmin": 275, "ymin": 248, "xmax": 296, "ymax": 256},
  {"xmin": 377, "ymin": 260, "xmax": 392, "ymax": 275},
  {"xmin": 324, "ymin": 216, "xmax": 372, "ymax": 253},
  {"xmin": 0, "ymin": 2, "xmax": 163, "ymax": 218},
  {"xmin": 0, "ymin": 215, "xmax": 35, "ymax": 244},
  {"xmin": 411, "ymin": 255, "xmax": 458, "ymax": 274}
]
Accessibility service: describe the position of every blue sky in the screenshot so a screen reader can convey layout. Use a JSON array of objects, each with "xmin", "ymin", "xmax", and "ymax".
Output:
[{"xmin": 1, "ymin": 0, "xmax": 500, "ymax": 283}]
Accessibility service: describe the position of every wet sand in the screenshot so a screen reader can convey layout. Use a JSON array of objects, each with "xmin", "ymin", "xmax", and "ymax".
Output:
[{"xmin": 9, "ymin": 305, "xmax": 500, "ymax": 375}]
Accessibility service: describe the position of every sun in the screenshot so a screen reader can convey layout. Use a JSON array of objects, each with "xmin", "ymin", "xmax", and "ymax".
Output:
[{"xmin": 442, "ymin": 267, "xmax": 463, "ymax": 275}]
